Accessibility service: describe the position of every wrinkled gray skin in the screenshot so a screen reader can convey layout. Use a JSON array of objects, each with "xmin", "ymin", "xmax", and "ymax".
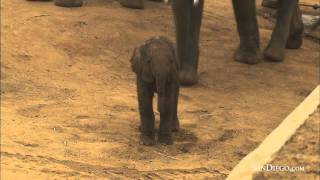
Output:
[
  {"xmin": 172, "ymin": 0, "xmax": 304, "ymax": 85},
  {"xmin": 131, "ymin": 37, "xmax": 180, "ymax": 145}
]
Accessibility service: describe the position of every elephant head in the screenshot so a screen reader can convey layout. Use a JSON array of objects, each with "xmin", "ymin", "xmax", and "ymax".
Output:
[
  {"xmin": 130, "ymin": 46, "xmax": 154, "ymax": 83},
  {"xmin": 131, "ymin": 37, "xmax": 179, "ymax": 95}
]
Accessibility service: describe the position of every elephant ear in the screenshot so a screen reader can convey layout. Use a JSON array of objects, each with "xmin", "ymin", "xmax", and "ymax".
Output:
[{"xmin": 130, "ymin": 47, "xmax": 141, "ymax": 74}]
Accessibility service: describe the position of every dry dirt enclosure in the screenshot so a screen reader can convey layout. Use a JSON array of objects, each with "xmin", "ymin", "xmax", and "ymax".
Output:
[{"xmin": 1, "ymin": 0, "xmax": 319, "ymax": 179}]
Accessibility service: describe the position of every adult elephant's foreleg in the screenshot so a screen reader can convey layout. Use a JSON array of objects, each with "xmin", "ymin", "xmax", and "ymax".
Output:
[
  {"xmin": 185, "ymin": 0, "xmax": 204, "ymax": 85},
  {"xmin": 172, "ymin": 0, "xmax": 204, "ymax": 85},
  {"xmin": 158, "ymin": 94, "xmax": 174, "ymax": 145},
  {"xmin": 232, "ymin": 0, "xmax": 261, "ymax": 64},
  {"xmin": 264, "ymin": 0, "xmax": 299, "ymax": 62}
]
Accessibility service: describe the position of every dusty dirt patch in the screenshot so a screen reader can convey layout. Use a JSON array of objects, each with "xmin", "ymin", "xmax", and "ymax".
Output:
[{"xmin": 1, "ymin": 0, "xmax": 319, "ymax": 179}]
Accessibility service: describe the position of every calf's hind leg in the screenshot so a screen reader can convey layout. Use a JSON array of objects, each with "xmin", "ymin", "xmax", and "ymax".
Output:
[
  {"xmin": 171, "ymin": 85, "xmax": 180, "ymax": 132},
  {"xmin": 137, "ymin": 79, "xmax": 156, "ymax": 145}
]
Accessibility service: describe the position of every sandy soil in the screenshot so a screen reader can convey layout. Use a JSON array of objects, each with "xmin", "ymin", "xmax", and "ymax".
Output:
[
  {"xmin": 253, "ymin": 108, "xmax": 320, "ymax": 180},
  {"xmin": 1, "ymin": 0, "xmax": 319, "ymax": 179}
]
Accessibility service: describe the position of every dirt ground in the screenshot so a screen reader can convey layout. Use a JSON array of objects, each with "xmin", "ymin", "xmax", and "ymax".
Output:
[
  {"xmin": 1, "ymin": 0, "xmax": 319, "ymax": 179},
  {"xmin": 253, "ymin": 108, "xmax": 320, "ymax": 180}
]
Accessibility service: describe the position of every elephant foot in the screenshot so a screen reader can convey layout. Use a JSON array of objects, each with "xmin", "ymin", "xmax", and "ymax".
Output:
[
  {"xmin": 234, "ymin": 47, "xmax": 261, "ymax": 65},
  {"xmin": 179, "ymin": 69, "xmax": 198, "ymax": 86},
  {"xmin": 286, "ymin": 25, "xmax": 304, "ymax": 49},
  {"xmin": 263, "ymin": 45, "xmax": 285, "ymax": 62},
  {"xmin": 158, "ymin": 132, "xmax": 173, "ymax": 145},
  {"xmin": 139, "ymin": 124, "xmax": 178, "ymax": 132},
  {"xmin": 119, "ymin": 0, "xmax": 144, "ymax": 9},
  {"xmin": 172, "ymin": 118, "xmax": 180, "ymax": 132},
  {"xmin": 286, "ymin": 34, "xmax": 303, "ymax": 49},
  {"xmin": 54, "ymin": 0, "xmax": 83, "ymax": 7},
  {"xmin": 140, "ymin": 134, "xmax": 156, "ymax": 146}
]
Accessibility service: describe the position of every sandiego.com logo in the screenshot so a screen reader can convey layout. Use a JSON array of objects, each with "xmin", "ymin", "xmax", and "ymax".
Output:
[{"xmin": 252, "ymin": 164, "xmax": 305, "ymax": 172}]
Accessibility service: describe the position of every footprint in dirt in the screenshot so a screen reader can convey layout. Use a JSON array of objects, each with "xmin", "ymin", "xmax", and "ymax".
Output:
[
  {"xmin": 179, "ymin": 93, "xmax": 193, "ymax": 101},
  {"xmin": 112, "ymin": 105, "xmax": 136, "ymax": 112},
  {"xmin": 17, "ymin": 104, "xmax": 47, "ymax": 118},
  {"xmin": 74, "ymin": 115, "xmax": 108, "ymax": 133},
  {"xmin": 217, "ymin": 129, "xmax": 239, "ymax": 142},
  {"xmin": 14, "ymin": 140, "xmax": 39, "ymax": 148},
  {"xmin": 174, "ymin": 128, "xmax": 198, "ymax": 143},
  {"xmin": 13, "ymin": 53, "xmax": 32, "ymax": 62},
  {"xmin": 1, "ymin": 82, "xmax": 24, "ymax": 95},
  {"xmin": 173, "ymin": 128, "xmax": 198, "ymax": 153},
  {"xmin": 46, "ymin": 88, "xmax": 77, "ymax": 102},
  {"xmin": 294, "ymin": 88, "xmax": 311, "ymax": 97}
]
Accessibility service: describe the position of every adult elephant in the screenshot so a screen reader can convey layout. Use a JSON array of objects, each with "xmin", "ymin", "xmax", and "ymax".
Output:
[{"xmin": 172, "ymin": 0, "xmax": 303, "ymax": 85}]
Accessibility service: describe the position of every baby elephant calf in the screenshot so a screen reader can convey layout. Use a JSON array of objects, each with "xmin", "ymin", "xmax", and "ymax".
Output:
[{"xmin": 131, "ymin": 36, "xmax": 180, "ymax": 145}]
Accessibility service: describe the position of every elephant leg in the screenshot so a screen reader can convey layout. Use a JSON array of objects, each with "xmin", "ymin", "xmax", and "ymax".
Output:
[
  {"xmin": 158, "ymin": 108, "xmax": 174, "ymax": 145},
  {"xmin": 261, "ymin": 0, "xmax": 278, "ymax": 9},
  {"xmin": 171, "ymin": 85, "xmax": 180, "ymax": 132},
  {"xmin": 232, "ymin": 0, "xmax": 261, "ymax": 64},
  {"xmin": 158, "ymin": 88, "xmax": 175, "ymax": 145},
  {"xmin": 286, "ymin": 5, "xmax": 304, "ymax": 49},
  {"xmin": 172, "ymin": 0, "xmax": 204, "ymax": 86},
  {"xmin": 263, "ymin": 0, "xmax": 298, "ymax": 62},
  {"xmin": 137, "ymin": 79, "xmax": 156, "ymax": 145}
]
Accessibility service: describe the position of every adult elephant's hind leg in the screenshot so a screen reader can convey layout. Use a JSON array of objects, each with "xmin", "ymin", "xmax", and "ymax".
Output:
[
  {"xmin": 264, "ymin": 0, "xmax": 298, "ymax": 62},
  {"xmin": 286, "ymin": 6, "xmax": 304, "ymax": 49},
  {"xmin": 232, "ymin": 0, "xmax": 261, "ymax": 64},
  {"xmin": 172, "ymin": 0, "xmax": 204, "ymax": 86}
]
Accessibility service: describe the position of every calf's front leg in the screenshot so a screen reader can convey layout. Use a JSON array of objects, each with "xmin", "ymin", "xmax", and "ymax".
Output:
[
  {"xmin": 158, "ymin": 90, "xmax": 175, "ymax": 145},
  {"xmin": 137, "ymin": 78, "xmax": 156, "ymax": 145},
  {"xmin": 158, "ymin": 82, "xmax": 180, "ymax": 144}
]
